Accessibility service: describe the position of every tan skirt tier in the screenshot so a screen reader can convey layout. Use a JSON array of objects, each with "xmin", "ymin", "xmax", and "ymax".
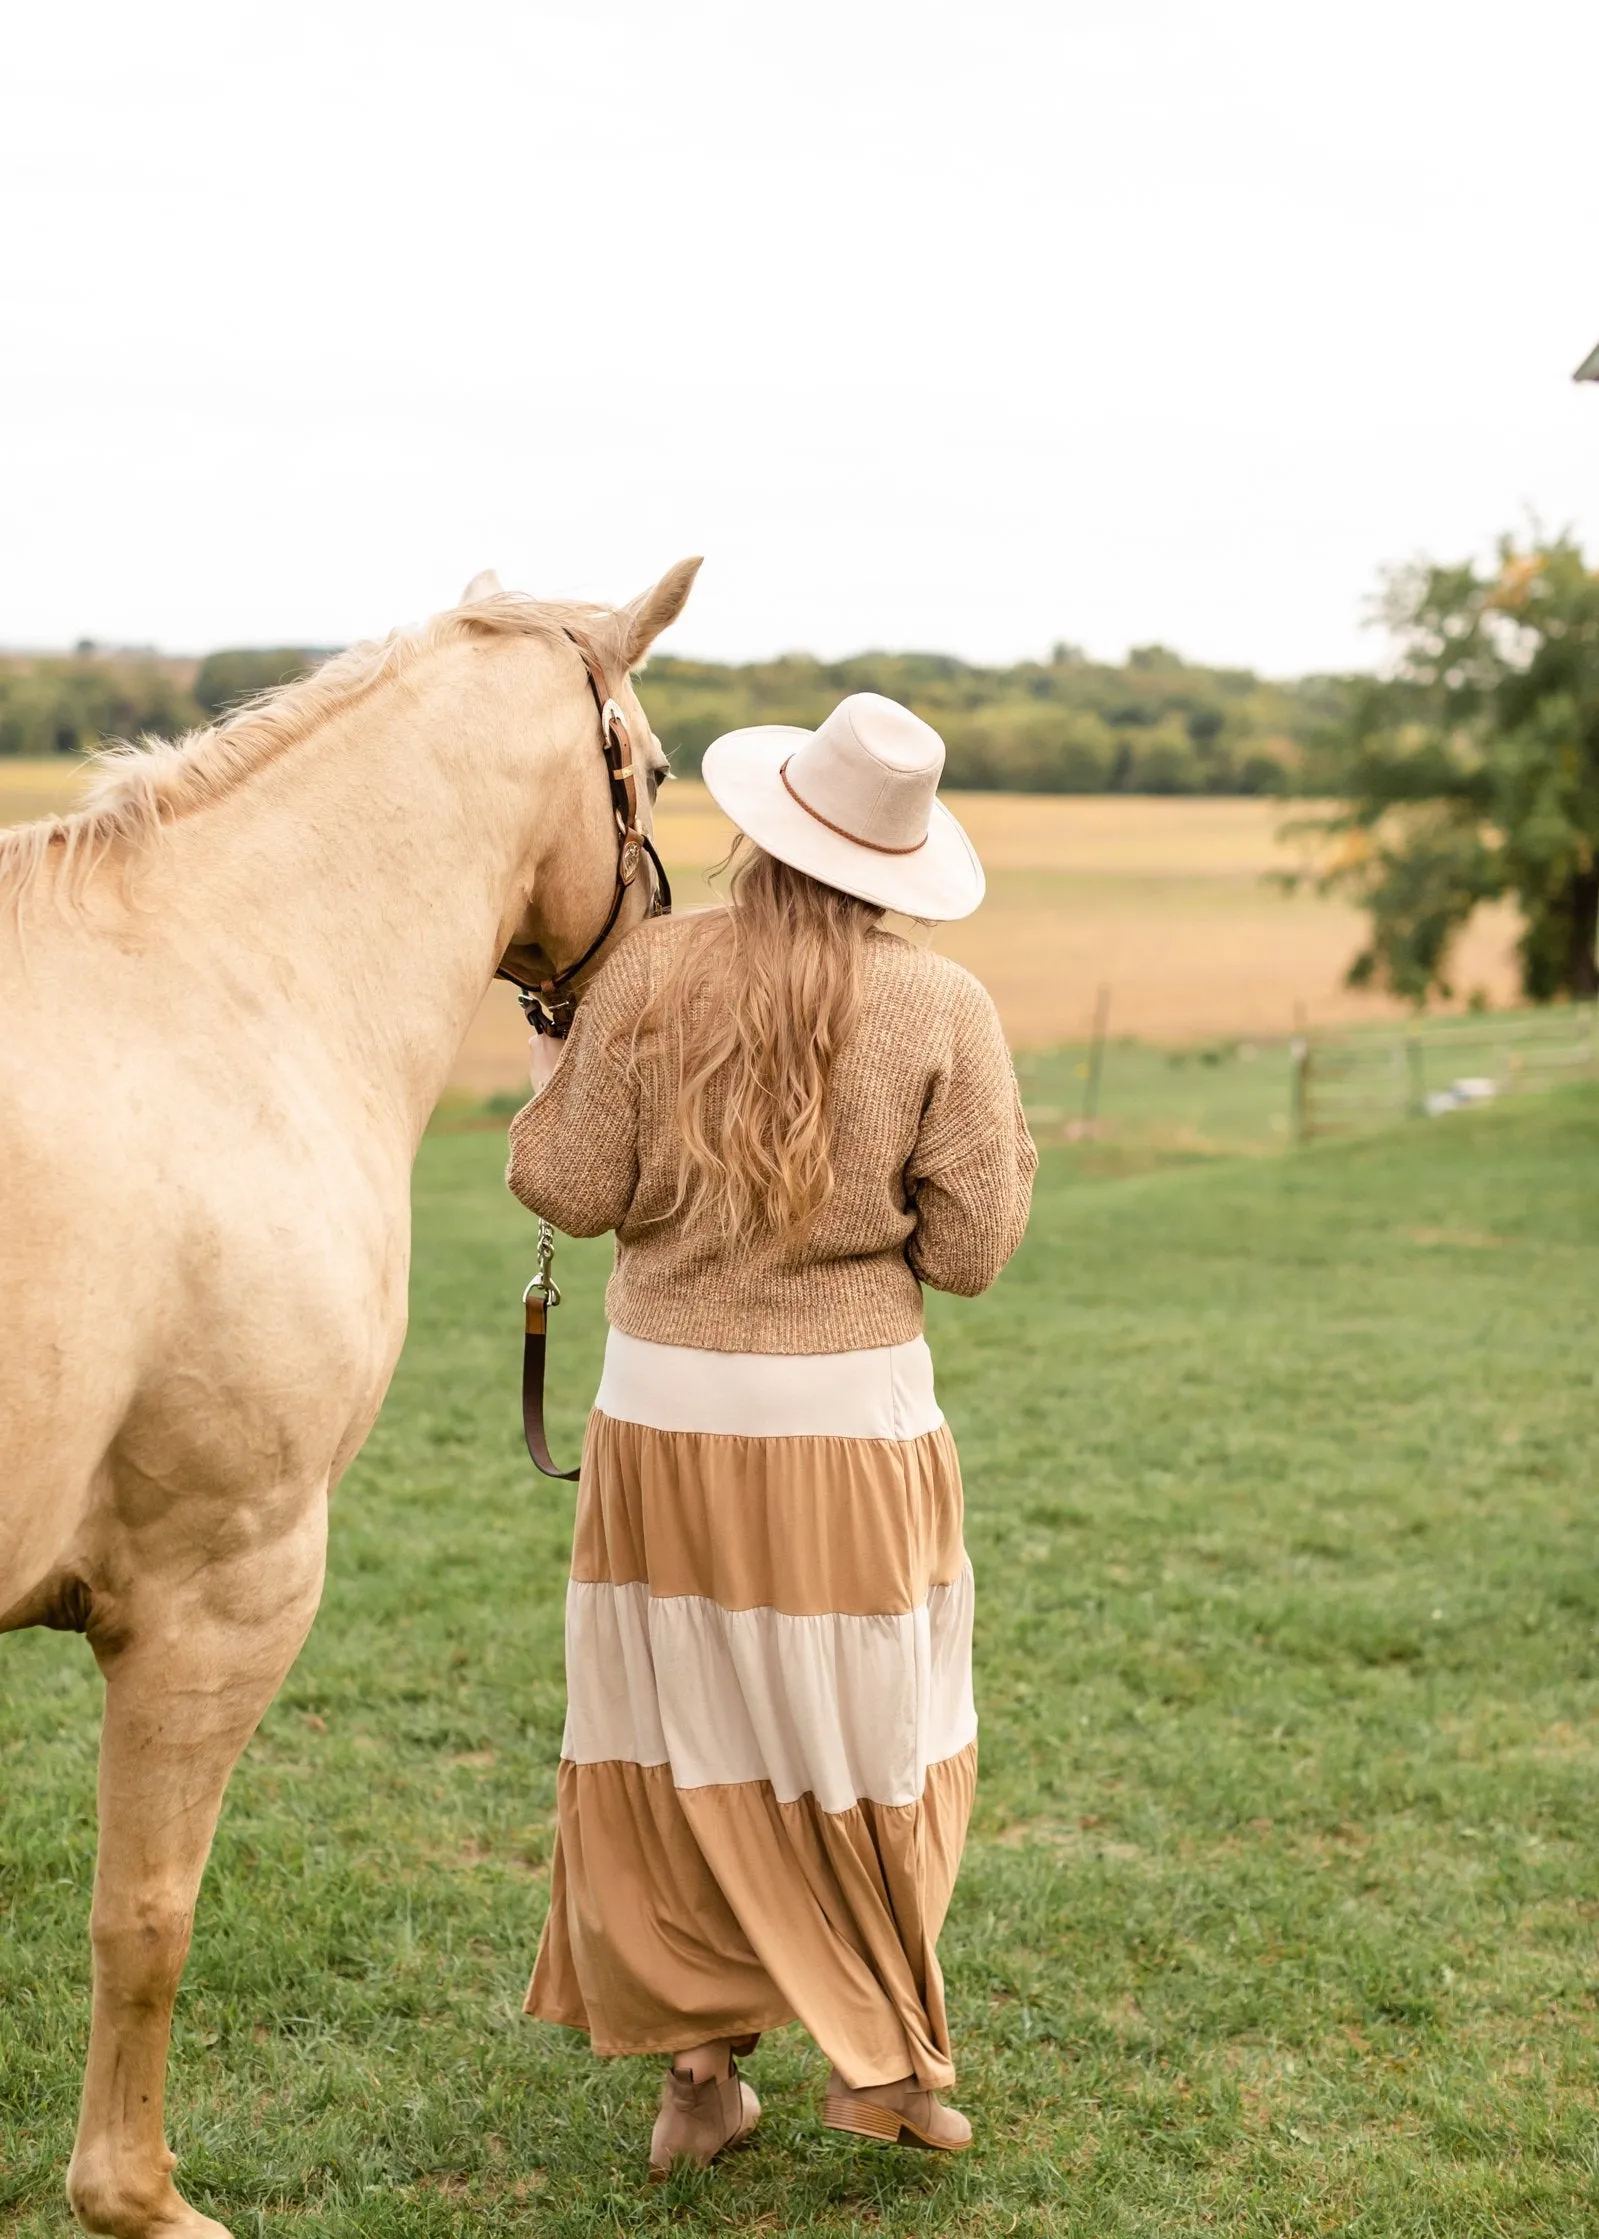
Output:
[{"xmin": 527, "ymin": 1329, "xmax": 976, "ymax": 2091}]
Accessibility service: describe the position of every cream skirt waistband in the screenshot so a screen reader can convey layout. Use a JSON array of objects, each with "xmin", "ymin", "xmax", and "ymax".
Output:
[{"xmin": 594, "ymin": 1327, "xmax": 943, "ymax": 1441}]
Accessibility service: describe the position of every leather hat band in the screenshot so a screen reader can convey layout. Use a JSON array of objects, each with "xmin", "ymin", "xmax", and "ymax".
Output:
[{"xmin": 778, "ymin": 756, "xmax": 929, "ymax": 856}]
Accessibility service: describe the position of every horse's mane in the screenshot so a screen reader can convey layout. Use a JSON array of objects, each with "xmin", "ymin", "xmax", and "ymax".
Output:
[{"xmin": 0, "ymin": 593, "xmax": 629, "ymax": 908}]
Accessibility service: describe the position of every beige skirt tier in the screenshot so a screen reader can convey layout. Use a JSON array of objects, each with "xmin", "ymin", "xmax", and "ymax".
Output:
[{"xmin": 526, "ymin": 1328, "xmax": 976, "ymax": 2091}]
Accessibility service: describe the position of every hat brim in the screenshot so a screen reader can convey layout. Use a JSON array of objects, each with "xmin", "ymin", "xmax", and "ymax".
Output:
[{"xmin": 698, "ymin": 726, "xmax": 986, "ymax": 921}]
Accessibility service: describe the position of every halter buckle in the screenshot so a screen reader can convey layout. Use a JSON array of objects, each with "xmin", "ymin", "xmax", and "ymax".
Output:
[{"xmin": 516, "ymin": 984, "xmax": 577, "ymax": 1039}]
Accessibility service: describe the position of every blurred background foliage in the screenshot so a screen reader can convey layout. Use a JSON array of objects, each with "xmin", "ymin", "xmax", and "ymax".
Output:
[
  {"xmin": 0, "ymin": 650, "xmax": 200, "ymax": 759},
  {"xmin": 642, "ymin": 645, "xmax": 1347, "ymax": 795},
  {"xmin": 0, "ymin": 645, "xmax": 321, "ymax": 758},
  {"xmin": 1295, "ymin": 532, "xmax": 1599, "ymax": 1004},
  {"xmin": 191, "ymin": 646, "xmax": 323, "ymax": 717},
  {"xmin": 0, "ymin": 637, "xmax": 1345, "ymax": 796}
]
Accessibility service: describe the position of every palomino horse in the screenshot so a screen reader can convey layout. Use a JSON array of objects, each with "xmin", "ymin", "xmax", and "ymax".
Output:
[{"xmin": 0, "ymin": 557, "xmax": 699, "ymax": 2238}]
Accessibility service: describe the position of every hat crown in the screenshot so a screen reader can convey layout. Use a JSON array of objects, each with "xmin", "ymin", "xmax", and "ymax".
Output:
[{"xmin": 782, "ymin": 693, "xmax": 945, "ymax": 854}]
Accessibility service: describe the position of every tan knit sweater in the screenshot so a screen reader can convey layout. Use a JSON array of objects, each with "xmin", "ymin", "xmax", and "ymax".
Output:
[{"xmin": 506, "ymin": 915, "xmax": 1037, "ymax": 1355}]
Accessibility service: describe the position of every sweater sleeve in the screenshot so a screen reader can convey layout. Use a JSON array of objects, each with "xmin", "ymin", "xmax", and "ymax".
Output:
[
  {"xmin": 504, "ymin": 942, "xmax": 645, "ymax": 1237},
  {"xmin": 904, "ymin": 976, "xmax": 1038, "ymax": 1297}
]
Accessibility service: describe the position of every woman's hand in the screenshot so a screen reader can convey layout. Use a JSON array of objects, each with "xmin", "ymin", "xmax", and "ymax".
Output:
[{"xmin": 528, "ymin": 1032, "xmax": 569, "ymax": 1096}]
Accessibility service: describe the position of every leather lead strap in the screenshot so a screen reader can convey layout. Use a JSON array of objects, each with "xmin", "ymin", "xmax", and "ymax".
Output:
[{"xmin": 522, "ymin": 1293, "xmax": 580, "ymax": 1481}]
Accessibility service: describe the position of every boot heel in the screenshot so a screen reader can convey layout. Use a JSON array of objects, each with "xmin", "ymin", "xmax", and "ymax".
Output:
[{"xmin": 823, "ymin": 2092, "xmax": 903, "ymax": 2141}]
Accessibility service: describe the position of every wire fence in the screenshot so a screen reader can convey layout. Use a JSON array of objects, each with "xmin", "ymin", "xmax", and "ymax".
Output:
[
  {"xmin": 1291, "ymin": 1004, "xmax": 1599, "ymax": 1144},
  {"xmin": 1013, "ymin": 995, "xmax": 1599, "ymax": 1163}
]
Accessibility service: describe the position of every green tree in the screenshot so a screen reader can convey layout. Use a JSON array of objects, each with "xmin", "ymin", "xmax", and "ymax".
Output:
[
  {"xmin": 0, "ymin": 656, "xmax": 200, "ymax": 756},
  {"xmin": 192, "ymin": 648, "xmax": 318, "ymax": 718},
  {"xmin": 1303, "ymin": 533, "xmax": 1599, "ymax": 1002},
  {"xmin": 640, "ymin": 648, "xmax": 1315, "ymax": 793}
]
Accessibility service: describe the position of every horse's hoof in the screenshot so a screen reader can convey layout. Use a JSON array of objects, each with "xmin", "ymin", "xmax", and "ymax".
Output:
[
  {"xmin": 75, "ymin": 2213, "xmax": 232, "ymax": 2239},
  {"xmin": 68, "ymin": 2165, "xmax": 233, "ymax": 2239}
]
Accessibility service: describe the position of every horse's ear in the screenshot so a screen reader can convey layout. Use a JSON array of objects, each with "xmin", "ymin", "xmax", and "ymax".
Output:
[
  {"xmin": 461, "ymin": 568, "xmax": 502, "ymax": 602},
  {"xmin": 621, "ymin": 557, "xmax": 702, "ymax": 667}
]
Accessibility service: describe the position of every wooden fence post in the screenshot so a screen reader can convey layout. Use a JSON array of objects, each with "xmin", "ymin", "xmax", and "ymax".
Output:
[
  {"xmin": 1082, "ymin": 983, "xmax": 1111, "ymax": 1128},
  {"xmin": 1405, "ymin": 1031, "xmax": 1425, "ymax": 1118}
]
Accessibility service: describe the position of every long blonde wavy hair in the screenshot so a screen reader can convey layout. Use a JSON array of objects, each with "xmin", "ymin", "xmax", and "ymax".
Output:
[{"xmin": 639, "ymin": 840, "xmax": 882, "ymax": 1240}]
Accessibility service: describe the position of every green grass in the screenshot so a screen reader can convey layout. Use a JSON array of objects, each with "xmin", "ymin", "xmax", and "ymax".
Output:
[
  {"xmin": 1016, "ymin": 1006, "xmax": 1599, "ymax": 1177},
  {"xmin": 4, "ymin": 1094, "xmax": 1599, "ymax": 2235},
  {"xmin": 1014, "ymin": 1038, "xmax": 1298, "ymax": 1164}
]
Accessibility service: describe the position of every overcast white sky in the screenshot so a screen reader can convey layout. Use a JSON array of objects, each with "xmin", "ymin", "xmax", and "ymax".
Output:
[{"xmin": 3, "ymin": 0, "xmax": 1596, "ymax": 673}]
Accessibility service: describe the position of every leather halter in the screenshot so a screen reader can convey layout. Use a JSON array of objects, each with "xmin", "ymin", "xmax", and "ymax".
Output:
[
  {"xmin": 503, "ymin": 629, "xmax": 671, "ymax": 1482},
  {"xmin": 494, "ymin": 628, "xmax": 672, "ymax": 1039}
]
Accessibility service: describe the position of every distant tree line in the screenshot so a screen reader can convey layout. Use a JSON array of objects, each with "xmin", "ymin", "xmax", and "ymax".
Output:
[
  {"xmin": 0, "ymin": 647, "xmax": 318, "ymax": 758},
  {"xmin": 0, "ymin": 652, "xmax": 196, "ymax": 758},
  {"xmin": 644, "ymin": 647, "xmax": 1348, "ymax": 794},
  {"xmin": 0, "ymin": 640, "xmax": 1345, "ymax": 795}
]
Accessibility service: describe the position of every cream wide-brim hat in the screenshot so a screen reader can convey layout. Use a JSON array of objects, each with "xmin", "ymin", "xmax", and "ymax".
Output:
[{"xmin": 699, "ymin": 692, "xmax": 985, "ymax": 921}]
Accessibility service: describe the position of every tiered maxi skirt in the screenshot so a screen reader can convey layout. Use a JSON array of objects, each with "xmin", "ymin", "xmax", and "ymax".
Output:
[{"xmin": 527, "ymin": 1327, "xmax": 977, "ymax": 2091}]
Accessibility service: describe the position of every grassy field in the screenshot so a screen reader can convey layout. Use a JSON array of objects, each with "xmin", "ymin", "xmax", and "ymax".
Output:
[
  {"xmin": 1015, "ymin": 1007, "xmax": 1599, "ymax": 1173},
  {"xmin": 0, "ymin": 761, "xmax": 1524, "ymax": 1086},
  {"xmin": 5, "ymin": 1092, "xmax": 1597, "ymax": 2235}
]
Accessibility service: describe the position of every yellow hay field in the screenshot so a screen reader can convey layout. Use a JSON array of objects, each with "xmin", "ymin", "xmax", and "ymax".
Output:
[
  {"xmin": 0, "ymin": 759, "xmax": 91, "ymax": 828},
  {"xmin": 2, "ymin": 762, "xmax": 1522, "ymax": 1094},
  {"xmin": 453, "ymin": 786, "xmax": 1521, "ymax": 1093}
]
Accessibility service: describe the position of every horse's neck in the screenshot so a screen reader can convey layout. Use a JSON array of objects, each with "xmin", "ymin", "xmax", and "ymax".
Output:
[{"xmin": 155, "ymin": 637, "xmax": 575, "ymax": 1144}]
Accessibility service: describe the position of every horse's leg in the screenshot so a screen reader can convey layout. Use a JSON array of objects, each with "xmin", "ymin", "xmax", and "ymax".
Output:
[{"xmin": 66, "ymin": 1493, "xmax": 328, "ymax": 2239}]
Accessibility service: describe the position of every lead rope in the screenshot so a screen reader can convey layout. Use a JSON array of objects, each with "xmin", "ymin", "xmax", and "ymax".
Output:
[
  {"xmin": 521, "ymin": 1218, "xmax": 580, "ymax": 1481},
  {"xmin": 509, "ymin": 638, "xmax": 669, "ymax": 1475}
]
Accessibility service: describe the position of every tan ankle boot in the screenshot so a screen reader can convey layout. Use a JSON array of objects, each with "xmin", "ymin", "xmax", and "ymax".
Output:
[
  {"xmin": 822, "ymin": 2067, "xmax": 972, "ymax": 2152},
  {"xmin": 648, "ymin": 2056, "xmax": 761, "ymax": 2180}
]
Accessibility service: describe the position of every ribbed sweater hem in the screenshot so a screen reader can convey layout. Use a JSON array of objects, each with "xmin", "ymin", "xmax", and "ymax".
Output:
[{"xmin": 603, "ymin": 1282, "xmax": 926, "ymax": 1357}]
